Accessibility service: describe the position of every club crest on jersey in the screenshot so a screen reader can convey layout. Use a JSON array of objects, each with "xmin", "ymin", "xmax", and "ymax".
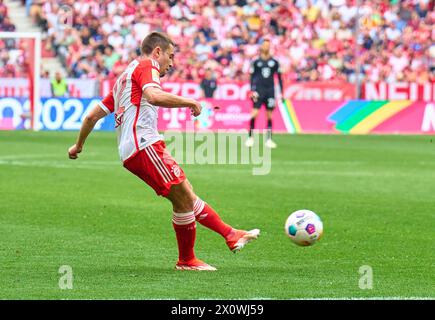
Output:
[
  {"xmin": 262, "ymin": 67, "xmax": 271, "ymax": 78},
  {"xmin": 268, "ymin": 60, "xmax": 275, "ymax": 67},
  {"xmin": 171, "ymin": 165, "xmax": 181, "ymax": 178},
  {"xmin": 115, "ymin": 106, "xmax": 125, "ymax": 128}
]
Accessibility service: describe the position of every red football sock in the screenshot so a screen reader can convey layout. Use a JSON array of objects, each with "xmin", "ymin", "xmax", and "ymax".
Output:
[
  {"xmin": 193, "ymin": 198, "xmax": 233, "ymax": 238},
  {"xmin": 172, "ymin": 211, "xmax": 196, "ymax": 262}
]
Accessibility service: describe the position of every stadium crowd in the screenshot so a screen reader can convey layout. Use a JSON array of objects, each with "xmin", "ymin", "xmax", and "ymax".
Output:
[
  {"xmin": 1, "ymin": 0, "xmax": 434, "ymax": 84},
  {"xmin": 0, "ymin": 0, "xmax": 31, "ymax": 78}
]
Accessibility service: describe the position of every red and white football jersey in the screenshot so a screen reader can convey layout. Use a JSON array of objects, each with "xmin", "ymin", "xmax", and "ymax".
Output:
[{"xmin": 98, "ymin": 58, "xmax": 163, "ymax": 162}]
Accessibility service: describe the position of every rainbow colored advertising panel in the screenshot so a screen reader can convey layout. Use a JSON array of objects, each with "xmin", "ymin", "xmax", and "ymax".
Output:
[{"xmin": 158, "ymin": 99, "xmax": 435, "ymax": 135}]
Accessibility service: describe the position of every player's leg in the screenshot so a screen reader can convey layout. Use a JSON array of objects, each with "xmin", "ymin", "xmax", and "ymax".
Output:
[
  {"xmin": 123, "ymin": 142, "xmax": 215, "ymax": 271},
  {"xmin": 166, "ymin": 179, "xmax": 196, "ymax": 213},
  {"xmin": 185, "ymin": 180, "xmax": 260, "ymax": 253},
  {"xmin": 165, "ymin": 181, "xmax": 216, "ymax": 270},
  {"xmin": 183, "ymin": 179, "xmax": 232, "ymax": 238},
  {"xmin": 246, "ymin": 98, "xmax": 262, "ymax": 147},
  {"xmin": 249, "ymin": 108, "xmax": 260, "ymax": 137},
  {"xmin": 265, "ymin": 95, "xmax": 277, "ymax": 148}
]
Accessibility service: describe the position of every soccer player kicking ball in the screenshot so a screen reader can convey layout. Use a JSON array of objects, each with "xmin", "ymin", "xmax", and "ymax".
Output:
[{"xmin": 68, "ymin": 32, "xmax": 260, "ymax": 271}]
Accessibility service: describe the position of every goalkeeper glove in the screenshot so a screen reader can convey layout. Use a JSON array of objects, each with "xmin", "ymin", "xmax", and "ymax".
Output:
[{"xmin": 249, "ymin": 90, "xmax": 259, "ymax": 102}]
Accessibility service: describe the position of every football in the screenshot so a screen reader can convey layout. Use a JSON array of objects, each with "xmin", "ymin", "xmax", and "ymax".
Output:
[{"xmin": 285, "ymin": 210, "xmax": 323, "ymax": 246}]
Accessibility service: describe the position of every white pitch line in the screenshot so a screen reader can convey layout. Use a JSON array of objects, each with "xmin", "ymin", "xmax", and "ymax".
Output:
[
  {"xmin": 278, "ymin": 160, "xmax": 435, "ymax": 166},
  {"xmin": 164, "ymin": 297, "xmax": 429, "ymax": 300},
  {"xmin": 275, "ymin": 169, "xmax": 435, "ymax": 178},
  {"xmin": 0, "ymin": 159, "xmax": 120, "ymax": 169},
  {"xmin": 278, "ymin": 160, "xmax": 366, "ymax": 165},
  {"xmin": 0, "ymin": 153, "xmax": 63, "ymax": 160},
  {"xmin": 291, "ymin": 297, "xmax": 434, "ymax": 300},
  {"xmin": 0, "ymin": 152, "xmax": 103, "ymax": 160}
]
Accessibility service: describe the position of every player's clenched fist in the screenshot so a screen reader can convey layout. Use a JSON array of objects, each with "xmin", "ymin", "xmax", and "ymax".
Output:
[
  {"xmin": 190, "ymin": 101, "xmax": 202, "ymax": 117},
  {"xmin": 68, "ymin": 144, "xmax": 82, "ymax": 159}
]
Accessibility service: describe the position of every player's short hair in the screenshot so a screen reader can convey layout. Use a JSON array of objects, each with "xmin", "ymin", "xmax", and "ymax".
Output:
[{"xmin": 141, "ymin": 32, "xmax": 175, "ymax": 55}]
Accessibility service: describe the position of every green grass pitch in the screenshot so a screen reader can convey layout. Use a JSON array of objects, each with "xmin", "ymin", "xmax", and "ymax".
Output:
[{"xmin": 0, "ymin": 130, "xmax": 434, "ymax": 299}]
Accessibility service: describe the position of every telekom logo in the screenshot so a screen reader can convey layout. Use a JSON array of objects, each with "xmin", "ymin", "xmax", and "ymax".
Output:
[{"xmin": 162, "ymin": 108, "xmax": 186, "ymax": 129}]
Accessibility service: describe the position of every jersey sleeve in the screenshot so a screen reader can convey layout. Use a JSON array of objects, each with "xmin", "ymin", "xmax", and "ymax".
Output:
[
  {"xmin": 134, "ymin": 59, "xmax": 162, "ymax": 91},
  {"xmin": 99, "ymin": 90, "xmax": 115, "ymax": 114}
]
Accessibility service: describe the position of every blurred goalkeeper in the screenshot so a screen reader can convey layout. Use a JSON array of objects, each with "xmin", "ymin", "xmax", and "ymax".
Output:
[
  {"xmin": 67, "ymin": 32, "xmax": 259, "ymax": 271},
  {"xmin": 246, "ymin": 38, "xmax": 284, "ymax": 149}
]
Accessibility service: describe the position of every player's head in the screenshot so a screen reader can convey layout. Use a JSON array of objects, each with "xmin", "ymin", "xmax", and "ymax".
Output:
[
  {"xmin": 260, "ymin": 38, "xmax": 271, "ymax": 56},
  {"xmin": 204, "ymin": 68, "xmax": 213, "ymax": 79},
  {"xmin": 55, "ymin": 71, "xmax": 63, "ymax": 81},
  {"xmin": 141, "ymin": 32, "xmax": 175, "ymax": 77}
]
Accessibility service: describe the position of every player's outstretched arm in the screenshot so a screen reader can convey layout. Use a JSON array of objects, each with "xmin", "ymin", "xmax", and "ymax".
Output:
[
  {"xmin": 249, "ymin": 61, "xmax": 259, "ymax": 102},
  {"xmin": 143, "ymin": 86, "xmax": 202, "ymax": 117},
  {"xmin": 278, "ymin": 70, "xmax": 284, "ymax": 101},
  {"xmin": 68, "ymin": 105, "xmax": 107, "ymax": 159}
]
